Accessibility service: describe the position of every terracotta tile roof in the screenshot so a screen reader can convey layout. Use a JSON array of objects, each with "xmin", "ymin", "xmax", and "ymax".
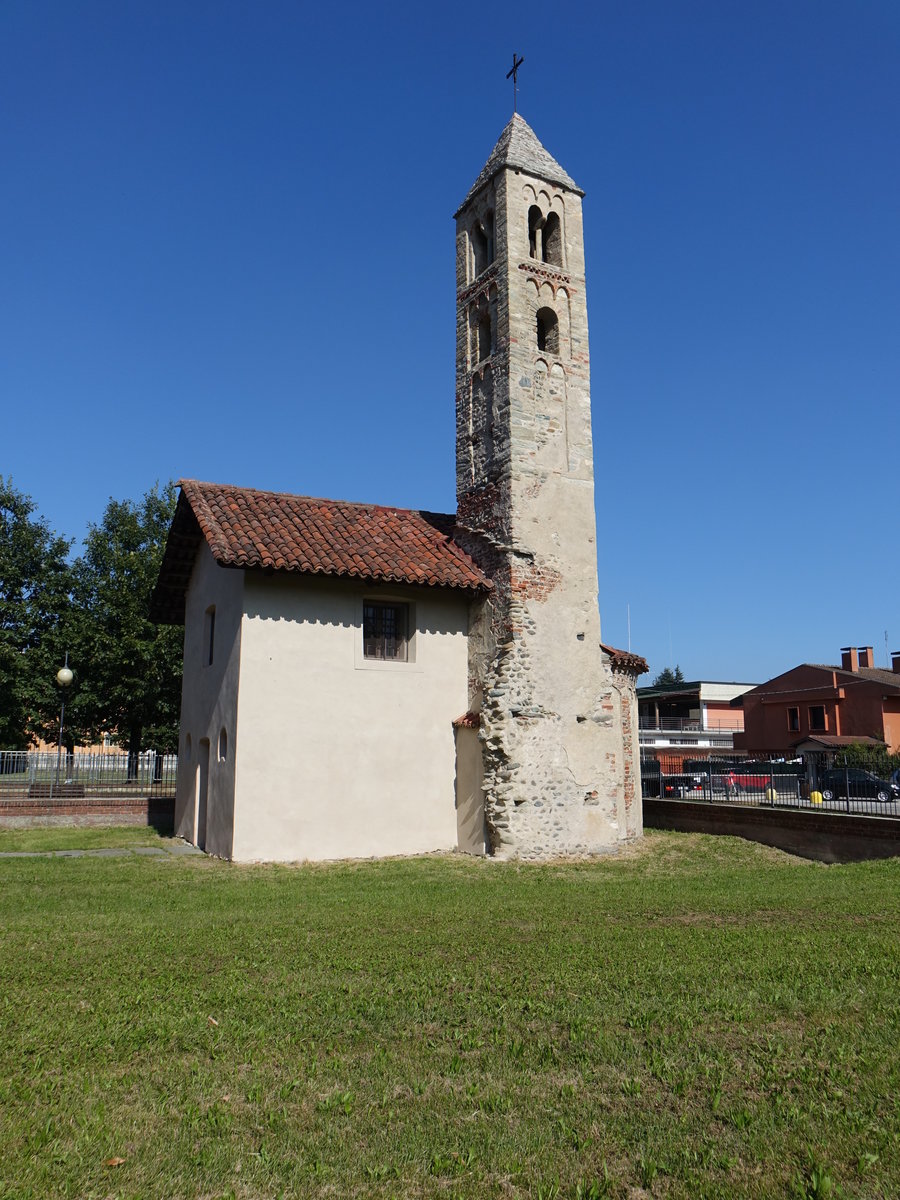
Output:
[
  {"xmin": 601, "ymin": 644, "xmax": 649, "ymax": 676},
  {"xmin": 794, "ymin": 735, "xmax": 884, "ymax": 749},
  {"xmin": 151, "ymin": 480, "xmax": 491, "ymax": 624},
  {"xmin": 807, "ymin": 663, "xmax": 900, "ymax": 691},
  {"xmin": 452, "ymin": 711, "xmax": 482, "ymax": 729}
]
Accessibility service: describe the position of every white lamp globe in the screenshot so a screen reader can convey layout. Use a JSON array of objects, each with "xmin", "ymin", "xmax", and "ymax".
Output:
[{"xmin": 57, "ymin": 666, "xmax": 74, "ymax": 687}]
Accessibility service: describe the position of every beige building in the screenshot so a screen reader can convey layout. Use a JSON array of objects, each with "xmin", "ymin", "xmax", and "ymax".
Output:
[{"xmin": 152, "ymin": 114, "xmax": 646, "ymax": 862}]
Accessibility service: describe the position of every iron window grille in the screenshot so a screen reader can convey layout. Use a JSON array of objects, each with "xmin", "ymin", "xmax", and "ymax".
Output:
[{"xmin": 363, "ymin": 601, "xmax": 409, "ymax": 662}]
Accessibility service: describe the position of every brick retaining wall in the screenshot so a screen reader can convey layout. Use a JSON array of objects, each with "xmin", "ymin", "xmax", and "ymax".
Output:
[
  {"xmin": 644, "ymin": 799, "xmax": 900, "ymax": 863},
  {"xmin": 0, "ymin": 795, "xmax": 175, "ymax": 832}
]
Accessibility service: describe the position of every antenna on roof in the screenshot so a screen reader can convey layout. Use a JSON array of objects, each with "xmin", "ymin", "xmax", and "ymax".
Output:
[{"xmin": 506, "ymin": 53, "xmax": 524, "ymax": 113}]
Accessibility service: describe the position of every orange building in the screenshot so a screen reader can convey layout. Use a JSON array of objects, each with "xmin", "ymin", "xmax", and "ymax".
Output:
[{"xmin": 734, "ymin": 646, "xmax": 900, "ymax": 756}]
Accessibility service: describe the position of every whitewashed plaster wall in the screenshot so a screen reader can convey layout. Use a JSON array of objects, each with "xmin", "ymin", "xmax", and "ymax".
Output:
[
  {"xmin": 174, "ymin": 542, "xmax": 243, "ymax": 858},
  {"xmin": 231, "ymin": 574, "xmax": 470, "ymax": 862}
]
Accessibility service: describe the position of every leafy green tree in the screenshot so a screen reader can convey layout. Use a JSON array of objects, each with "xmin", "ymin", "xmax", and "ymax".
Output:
[
  {"xmin": 0, "ymin": 478, "xmax": 74, "ymax": 749},
  {"xmin": 835, "ymin": 741, "xmax": 900, "ymax": 778},
  {"xmin": 653, "ymin": 665, "xmax": 686, "ymax": 687},
  {"xmin": 72, "ymin": 482, "xmax": 182, "ymax": 769}
]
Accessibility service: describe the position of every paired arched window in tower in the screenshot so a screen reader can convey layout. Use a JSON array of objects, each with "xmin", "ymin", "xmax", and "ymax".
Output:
[
  {"xmin": 536, "ymin": 307, "xmax": 559, "ymax": 355},
  {"xmin": 542, "ymin": 213, "xmax": 562, "ymax": 266},
  {"xmin": 528, "ymin": 206, "xmax": 543, "ymax": 259},
  {"xmin": 471, "ymin": 212, "xmax": 494, "ymax": 278},
  {"xmin": 528, "ymin": 206, "xmax": 563, "ymax": 268}
]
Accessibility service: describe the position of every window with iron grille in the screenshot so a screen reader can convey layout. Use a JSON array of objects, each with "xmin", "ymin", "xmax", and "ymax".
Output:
[{"xmin": 363, "ymin": 601, "xmax": 409, "ymax": 662}]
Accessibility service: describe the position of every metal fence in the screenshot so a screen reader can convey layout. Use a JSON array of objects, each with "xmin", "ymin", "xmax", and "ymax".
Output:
[
  {"xmin": 0, "ymin": 749, "xmax": 178, "ymax": 799},
  {"xmin": 642, "ymin": 752, "xmax": 900, "ymax": 819},
  {"xmin": 638, "ymin": 717, "xmax": 744, "ymax": 732}
]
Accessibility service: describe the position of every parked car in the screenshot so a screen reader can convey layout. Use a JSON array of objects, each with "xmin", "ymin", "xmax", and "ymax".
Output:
[
  {"xmin": 820, "ymin": 768, "xmax": 900, "ymax": 804},
  {"xmin": 661, "ymin": 772, "xmax": 705, "ymax": 798},
  {"xmin": 640, "ymin": 759, "xmax": 661, "ymax": 798},
  {"xmin": 724, "ymin": 768, "xmax": 772, "ymax": 793}
]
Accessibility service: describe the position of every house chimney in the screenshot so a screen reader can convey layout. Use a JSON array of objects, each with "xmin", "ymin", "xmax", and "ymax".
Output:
[
  {"xmin": 858, "ymin": 646, "xmax": 874, "ymax": 669},
  {"xmin": 892, "ymin": 650, "xmax": 900, "ymax": 675},
  {"xmin": 840, "ymin": 647, "xmax": 858, "ymax": 672}
]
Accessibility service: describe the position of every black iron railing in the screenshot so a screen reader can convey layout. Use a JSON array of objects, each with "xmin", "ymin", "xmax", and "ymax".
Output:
[
  {"xmin": 641, "ymin": 753, "xmax": 900, "ymax": 818},
  {"xmin": 0, "ymin": 750, "xmax": 177, "ymax": 800}
]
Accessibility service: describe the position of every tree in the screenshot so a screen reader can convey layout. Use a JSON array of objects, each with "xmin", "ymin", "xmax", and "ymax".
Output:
[
  {"xmin": 0, "ymin": 478, "xmax": 74, "ymax": 748},
  {"xmin": 72, "ymin": 482, "xmax": 182, "ymax": 770},
  {"xmin": 835, "ymin": 740, "xmax": 900, "ymax": 778},
  {"xmin": 653, "ymin": 665, "xmax": 686, "ymax": 687}
]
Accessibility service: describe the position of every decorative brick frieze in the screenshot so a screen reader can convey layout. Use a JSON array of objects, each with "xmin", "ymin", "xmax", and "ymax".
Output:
[
  {"xmin": 517, "ymin": 261, "xmax": 576, "ymax": 293},
  {"xmin": 457, "ymin": 263, "xmax": 501, "ymax": 305}
]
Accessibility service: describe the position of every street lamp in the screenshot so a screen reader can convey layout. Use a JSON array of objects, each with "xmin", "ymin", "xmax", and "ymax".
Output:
[{"xmin": 55, "ymin": 654, "xmax": 74, "ymax": 789}]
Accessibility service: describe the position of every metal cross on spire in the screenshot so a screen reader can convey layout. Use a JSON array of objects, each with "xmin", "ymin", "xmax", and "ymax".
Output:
[{"xmin": 506, "ymin": 53, "xmax": 524, "ymax": 113}]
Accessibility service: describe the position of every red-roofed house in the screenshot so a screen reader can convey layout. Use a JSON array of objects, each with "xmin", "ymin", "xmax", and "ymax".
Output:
[
  {"xmin": 151, "ymin": 482, "xmax": 497, "ymax": 860},
  {"xmin": 733, "ymin": 646, "xmax": 900, "ymax": 756}
]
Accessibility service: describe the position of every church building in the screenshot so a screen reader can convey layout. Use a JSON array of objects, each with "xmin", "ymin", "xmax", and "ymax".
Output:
[{"xmin": 151, "ymin": 114, "xmax": 646, "ymax": 861}]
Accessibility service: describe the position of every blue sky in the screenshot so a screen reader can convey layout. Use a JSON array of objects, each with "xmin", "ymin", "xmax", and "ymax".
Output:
[{"xmin": 2, "ymin": 1, "xmax": 898, "ymax": 682}]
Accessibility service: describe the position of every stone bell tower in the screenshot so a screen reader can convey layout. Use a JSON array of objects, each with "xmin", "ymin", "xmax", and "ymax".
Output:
[{"xmin": 453, "ymin": 114, "xmax": 637, "ymax": 858}]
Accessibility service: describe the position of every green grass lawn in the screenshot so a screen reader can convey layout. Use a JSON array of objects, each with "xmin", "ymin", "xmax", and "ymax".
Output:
[
  {"xmin": 0, "ymin": 824, "xmax": 173, "ymax": 853},
  {"xmin": 1, "ymin": 832, "xmax": 898, "ymax": 1199}
]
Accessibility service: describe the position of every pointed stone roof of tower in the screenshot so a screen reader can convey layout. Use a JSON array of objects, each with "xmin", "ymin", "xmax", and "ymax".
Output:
[{"xmin": 455, "ymin": 113, "xmax": 583, "ymax": 215}]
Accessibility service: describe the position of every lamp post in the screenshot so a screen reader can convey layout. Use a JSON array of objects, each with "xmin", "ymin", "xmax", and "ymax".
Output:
[{"xmin": 55, "ymin": 654, "xmax": 74, "ymax": 790}]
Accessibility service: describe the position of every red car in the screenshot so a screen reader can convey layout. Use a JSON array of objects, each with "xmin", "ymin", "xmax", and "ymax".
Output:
[{"xmin": 725, "ymin": 770, "xmax": 772, "ymax": 793}]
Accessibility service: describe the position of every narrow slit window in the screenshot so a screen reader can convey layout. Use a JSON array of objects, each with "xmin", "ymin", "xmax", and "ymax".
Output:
[
  {"xmin": 363, "ymin": 601, "xmax": 409, "ymax": 662},
  {"xmin": 203, "ymin": 605, "xmax": 216, "ymax": 667},
  {"xmin": 536, "ymin": 307, "xmax": 559, "ymax": 354},
  {"xmin": 472, "ymin": 222, "xmax": 489, "ymax": 277},
  {"xmin": 787, "ymin": 707, "xmax": 800, "ymax": 732},
  {"xmin": 477, "ymin": 313, "xmax": 492, "ymax": 362}
]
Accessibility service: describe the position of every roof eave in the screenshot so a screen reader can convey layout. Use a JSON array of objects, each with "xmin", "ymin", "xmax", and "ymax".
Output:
[{"xmin": 236, "ymin": 559, "xmax": 492, "ymax": 594}]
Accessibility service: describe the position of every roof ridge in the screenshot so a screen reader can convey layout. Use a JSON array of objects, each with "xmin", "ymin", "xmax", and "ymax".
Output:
[{"xmin": 179, "ymin": 478, "xmax": 456, "ymax": 522}]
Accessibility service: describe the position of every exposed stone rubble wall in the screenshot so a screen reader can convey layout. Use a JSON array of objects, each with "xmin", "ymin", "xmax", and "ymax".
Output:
[{"xmin": 604, "ymin": 650, "xmax": 644, "ymax": 842}]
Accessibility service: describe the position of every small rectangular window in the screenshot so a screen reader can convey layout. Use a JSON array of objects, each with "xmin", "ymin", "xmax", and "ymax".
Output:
[
  {"xmin": 808, "ymin": 704, "xmax": 826, "ymax": 732},
  {"xmin": 203, "ymin": 605, "xmax": 216, "ymax": 667},
  {"xmin": 363, "ymin": 601, "xmax": 408, "ymax": 662},
  {"xmin": 787, "ymin": 707, "xmax": 800, "ymax": 732}
]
